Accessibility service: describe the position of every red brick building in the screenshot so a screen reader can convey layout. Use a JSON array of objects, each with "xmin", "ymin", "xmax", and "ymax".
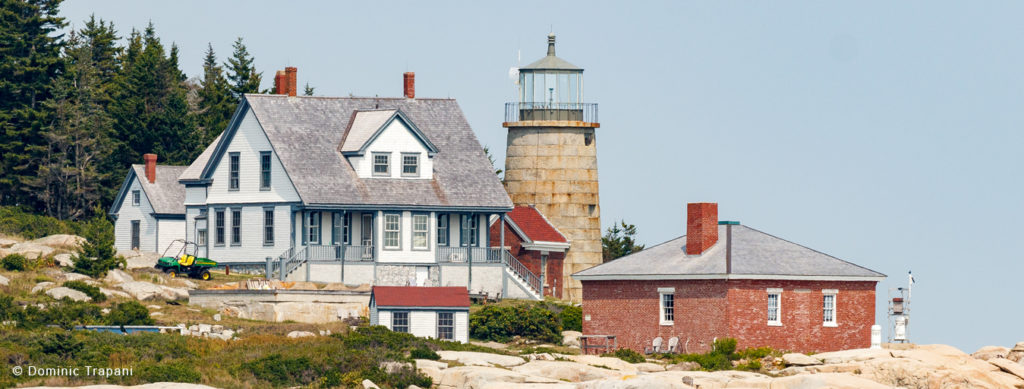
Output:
[
  {"xmin": 489, "ymin": 205, "xmax": 570, "ymax": 298},
  {"xmin": 572, "ymin": 203, "xmax": 885, "ymax": 354}
]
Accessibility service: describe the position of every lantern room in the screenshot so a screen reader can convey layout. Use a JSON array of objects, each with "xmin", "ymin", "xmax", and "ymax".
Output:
[{"xmin": 514, "ymin": 33, "xmax": 592, "ymax": 122}]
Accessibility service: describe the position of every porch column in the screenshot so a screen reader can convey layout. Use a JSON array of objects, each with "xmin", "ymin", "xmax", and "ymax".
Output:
[
  {"xmin": 499, "ymin": 213, "xmax": 505, "ymax": 259},
  {"xmin": 467, "ymin": 213, "xmax": 472, "ymax": 293},
  {"xmin": 340, "ymin": 210, "xmax": 347, "ymax": 283}
]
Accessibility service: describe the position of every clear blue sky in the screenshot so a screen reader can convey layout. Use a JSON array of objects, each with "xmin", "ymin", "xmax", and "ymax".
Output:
[{"xmin": 62, "ymin": 1, "xmax": 1024, "ymax": 352}]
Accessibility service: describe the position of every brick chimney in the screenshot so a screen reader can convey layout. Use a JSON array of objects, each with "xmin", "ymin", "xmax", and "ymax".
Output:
[
  {"xmin": 143, "ymin": 153, "xmax": 158, "ymax": 184},
  {"xmin": 285, "ymin": 67, "xmax": 297, "ymax": 97},
  {"xmin": 404, "ymin": 72, "xmax": 415, "ymax": 99},
  {"xmin": 686, "ymin": 202, "xmax": 718, "ymax": 255},
  {"xmin": 274, "ymin": 70, "xmax": 287, "ymax": 95}
]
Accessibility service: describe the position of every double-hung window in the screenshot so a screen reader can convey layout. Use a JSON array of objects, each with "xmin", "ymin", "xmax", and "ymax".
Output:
[
  {"xmin": 215, "ymin": 209, "xmax": 225, "ymax": 246},
  {"xmin": 263, "ymin": 208, "xmax": 274, "ymax": 246},
  {"xmin": 384, "ymin": 213, "xmax": 401, "ymax": 249},
  {"xmin": 659, "ymin": 287, "xmax": 675, "ymax": 325},
  {"xmin": 460, "ymin": 214, "xmax": 478, "ymax": 247},
  {"xmin": 412, "ymin": 214, "xmax": 429, "ymax": 250},
  {"xmin": 132, "ymin": 190, "xmax": 140, "ymax": 206},
  {"xmin": 228, "ymin": 152, "xmax": 240, "ymax": 190},
  {"xmin": 767, "ymin": 288, "xmax": 782, "ymax": 326},
  {"xmin": 231, "ymin": 208, "xmax": 242, "ymax": 246},
  {"xmin": 392, "ymin": 311, "xmax": 409, "ymax": 333},
  {"xmin": 822, "ymin": 290, "xmax": 838, "ymax": 327},
  {"xmin": 307, "ymin": 212, "xmax": 321, "ymax": 244},
  {"xmin": 260, "ymin": 151, "xmax": 272, "ymax": 190},
  {"xmin": 402, "ymin": 153, "xmax": 419, "ymax": 177},
  {"xmin": 333, "ymin": 212, "xmax": 351, "ymax": 245},
  {"xmin": 372, "ymin": 153, "xmax": 390, "ymax": 177},
  {"xmin": 436, "ymin": 214, "xmax": 449, "ymax": 246},
  {"xmin": 437, "ymin": 312, "xmax": 454, "ymax": 340}
]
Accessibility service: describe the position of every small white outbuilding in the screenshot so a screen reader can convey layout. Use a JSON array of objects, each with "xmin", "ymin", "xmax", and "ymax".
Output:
[{"xmin": 369, "ymin": 286, "xmax": 470, "ymax": 343}]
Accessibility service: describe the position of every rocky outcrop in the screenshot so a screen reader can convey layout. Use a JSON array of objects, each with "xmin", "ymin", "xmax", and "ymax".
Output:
[
  {"xmin": 53, "ymin": 253, "xmax": 75, "ymax": 267},
  {"xmin": 31, "ymin": 234, "xmax": 85, "ymax": 248},
  {"xmin": 45, "ymin": 287, "xmax": 90, "ymax": 302},
  {"xmin": 31, "ymin": 281, "xmax": 55, "ymax": 293},
  {"xmin": 436, "ymin": 351, "xmax": 527, "ymax": 367},
  {"xmin": 287, "ymin": 331, "xmax": 316, "ymax": 338},
  {"xmin": 990, "ymin": 358, "xmax": 1024, "ymax": 380},
  {"xmin": 0, "ymin": 273, "xmax": 9, "ymax": 286},
  {"xmin": 104, "ymin": 269, "xmax": 134, "ymax": 284},
  {"xmin": 511, "ymin": 360, "xmax": 624, "ymax": 382},
  {"xmin": 561, "ymin": 330, "xmax": 582, "ymax": 348},
  {"xmin": 782, "ymin": 352, "xmax": 823, "ymax": 366},
  {"xmin": 435, "ymin": 366, "xmax": 562, "ymax": 389},
  {"xmin": 118, "ymin": 250, "xmax": 162, "ymax": 269},
  {"xmin": 1009, "ymin": 341, "xmax": 1024, "ymax": 363}
]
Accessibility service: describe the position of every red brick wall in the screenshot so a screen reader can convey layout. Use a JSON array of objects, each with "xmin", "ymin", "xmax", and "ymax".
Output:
[
  {"xmin": 581, "ymin": 280, "xmax": 729, "ymax": 354},
  {"xmin": 489, "ymin": 221, "xmax": 565, "ymax": 298},
  {"xmin": 726, "ymin": 280, "xmax": 876, "ymax": 353},
  {"xmin": 581, "ymin": 279, "xmax": 877, "ymax": 354}
]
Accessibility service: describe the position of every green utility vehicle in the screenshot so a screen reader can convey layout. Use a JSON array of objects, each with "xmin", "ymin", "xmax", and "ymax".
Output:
[{"xmin": 154, "ymin": 239, "xmax": 217, "ymax": 280}]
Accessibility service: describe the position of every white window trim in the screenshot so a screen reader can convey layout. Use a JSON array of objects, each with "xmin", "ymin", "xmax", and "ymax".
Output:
[
  {"xmin": 132, "ymin": 190, "xmax": 140, "ymax": 206},
  {"xmin": 383, "ymin": 212, "xmax": 402, "ymax": 250},
  {"xmin": 411, "ymin": 213, "xmax": 429, "ymax": 251},
  {"xmin": 822, "ymin": 289, "xmax": 838, "ymax": 327},
  {"xmin": 372, "ymin": 152, "xmax": 391, "ymax": 177},
  {"xmin": 767, "ymin": 288, "xmax": 782, "ymax": 327},
  {"xmin": 658, "ymin": 287, "xmax": 675, "ymax": 326},
  {"xmin": 401, "ymin": 152, "xmax": 420, "ymax": 178}
]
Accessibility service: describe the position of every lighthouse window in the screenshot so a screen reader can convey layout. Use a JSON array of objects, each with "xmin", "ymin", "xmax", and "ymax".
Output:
[{"xmin": 822, "ymin": 290, "xmax": 838, "ymax": 327}]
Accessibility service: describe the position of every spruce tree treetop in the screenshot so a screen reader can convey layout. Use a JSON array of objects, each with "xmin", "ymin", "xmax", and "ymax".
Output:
[{"xmin": 225, "ymin": 37, "xmax": 262, "ymax": 99}]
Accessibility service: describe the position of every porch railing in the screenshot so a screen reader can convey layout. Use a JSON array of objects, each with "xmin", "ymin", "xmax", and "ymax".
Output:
[
  {"xmin": 306, "ymin": 244, "xmax": 374, "ymax": 262},
  {"xmin": 436, "ymin": 246, "xmax": 503, "ymax": 263},
  {"xmin": 500, "ymin": 249, "xmax": 543, "ymax": 295}
]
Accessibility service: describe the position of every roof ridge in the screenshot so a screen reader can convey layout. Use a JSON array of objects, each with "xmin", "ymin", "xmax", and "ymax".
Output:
[
  {"xmin": 244, "ymin": 94, "xmax": 455, "ymax": 101},
  {"xmin": 738, "ymin": 225, "xmax": 885, "ymax": 277}
]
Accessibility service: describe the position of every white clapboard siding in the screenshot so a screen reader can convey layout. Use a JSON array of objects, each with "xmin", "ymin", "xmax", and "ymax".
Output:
[
  {"xmin": 377, "ymin": 211, "xmax": 435, "ymax": 263},
  {"xmin": 156, "ymin": 219, "xmax": 185, "ymax": 254},
  {"xmin": 352, "ymin": 119, "xmax": 434, "ymax": 179},
  {"xmin": 409, "ymin": 311, "xmax": 437, "ymax": 339},
  {"xmin": 184, "ymin": 186, "xmax": 207, "ymax": 206},
  {"xmin": 114, "ymin": 176, "xmax": 157, "ymax": 252},
  {"xmin": 205, "ymin": 109, "xmax": 300, "ymax": 204},
  {"xmin": 206, "ymin": 205, "xmax": 292, "ymax": 262},
  {"xmin": 379, "ymin": 311, "xmax": 392, "ymax": 329},
  {"xmin": 455, "ymin": 311, "xmax": 469, "ymax": 343}
]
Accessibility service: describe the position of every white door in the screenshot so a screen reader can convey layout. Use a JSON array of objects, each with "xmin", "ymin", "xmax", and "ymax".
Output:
[{"xmin": 416, "ymin": 266, "xmax": 429, "ymax": 286}]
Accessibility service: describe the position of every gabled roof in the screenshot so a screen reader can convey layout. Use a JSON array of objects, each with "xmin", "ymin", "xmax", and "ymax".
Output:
[
  {"xmin": 339, "ymin": 109, "xmax": 438, "ymax": 156},
  {"xmin": 110, "ymin": 165, "xmax": 188, "ymax": 216},
  {"xmin": 499, "ymin": 206, "xmax": 568, "ymax": 244},
  {"xmin": 371, "ymin": 286, "xmax": 470, "ymax": 308},
  {"xmin": 573, "ymin": 224, "xmax": 885, "ymax": 281},
  {"xmin": 178, "ymin": 132, "xmax": 223, "ymax": 183},
  {"xmin": 185, "ymin": 95, "xmax": 512, "ymax": 210}
]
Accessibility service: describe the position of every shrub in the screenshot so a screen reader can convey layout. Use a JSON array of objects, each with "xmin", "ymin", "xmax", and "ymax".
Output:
[
  {"xmin": 36, "ymin": 332, "xmax": 83, "ymax": 360},
  {"xmin": 141, "ymin": 363, "xmax": 202, "ymax": 383},
  {"xmin": 74, "ymin": 209, "xmax": 125, "ymax": 278},
  {"xmin": 106, "ymin": 301, "xmax": 154, "ymax": 325},
  {"xmin": 558, "ymin": 304, "xmax": 582, "ymax": 332},
  {"xmin": 410, "ymin": 346, "xmax": 440, "ymax": 360},
  {"xmin": 242, "ymin": 354, "xmax": 320, "ymax": 387},
  {"xmin": 43, "ymin": 299, "xmax": 104, "ymax": 330},
  {"xmin": 63, "ymin": 280, "xmax": 106, "ymax": 302},
  {"xmin": 604, "ymin": 347, "xmax": 645, "ymax": 363},
  {"xmin": 712, "ymin": 337, "xmax": 737, "ymax": 357},
  {"xmin": 2, "ymin": 253, "xmax": 27, "ymax": 271},
  {"xmin": 470, "ymin": 302, "xmax": 561, "ymax": 343},
  {"xmin": 0, "ymin": 206, "xmax": 83, "ymax": 239}
]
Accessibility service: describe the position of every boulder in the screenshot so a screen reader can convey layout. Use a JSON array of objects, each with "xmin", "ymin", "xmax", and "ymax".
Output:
[
  {"xmin": 666, "ymin": 361, "xmax": 700, "ymax": 371},
  {"xmin": 9, "ymin": 242, "xmax": 55, "ymax": 259},
  {"xmin": 59, "ymin": 272, "xmax": 92, "ymax": 282},
  {"xmin": 973, "ymin": 346, "xmax": 1011, "ymax": 361},
  {"xmin": 561, "ymin": 330, "xmax": 582, "ymax": 348},
  {"xmin": 118, "ymin": 250, "xmax": 163, "ymax": 269},
  {"xmin": 435, "ymin": 366, "xmax": 561, "ymax": 389},
  {"xmin": 211, "ymin": 325, "xmax": 224, "ymax": 333},
  {"xmin": 415, "ymin": 359, "xmax": 449, "ymax": 384},
  {"xmin": 53, "ymin": 253, "xmax": 75, "ymax": 267},
  {"xmin": 150, "ymin": 312, "xmax": 163, "ymax": 317},
  {"xmin": 31, "ymin": 234, "xmax": 85, "ymax": 248},
  {"xmin": 46, "ymin": 286, "xmax": 91, "ymax": 302},
  {"xmin": 782, "ymin": 352, "xmax": 823, "ymax": 366},
  {"xmin": 511, "ymin": 360, "xmax": 624, "ymax": 382},
  {"xmin": 0, "ymin": 273, "xmax": 9, "ymax": 286},
  {"xmin": 99, "ymin": 287, "xmax": 131, "ymax": 299},
  {"xmin": 287, "ymin": 331, "xmax": 316, "ymax": 338},
  {"xmin": 31, "ymin": 281, "xmax": 56, "ymax": 293},
  {"xmin": 1008, "ymin": 341, "xmax": 1024, "ymax": 363},
  {"xmin": 769, "ymin": 373, "xmax": 892, "ymax": 389},
  {"xmin": 105, "ymin": 269, "xmax": 134, "ymax": 284},
  {"xmin": 0, "ymin": 236, "xmax": 18, "ymax": 247},
  {"xmin": 361, "ymin": 379, "xmax": 381, "ymax": 389},
  {"xmin": 522, "ymin": 353, "xmax": 556, "ymax": 361},
  {"xmin": 159, "ymin": 285, "xmax": 189, "ymax": 300},
  {"xmin": 220, "ymin": 329, "xmax": 235, "ymax": 339},
  {"xmin": 813, "ymin": 348, "xmax": 892, "ymax": 364},
  {"xmin": 436, "ymin": 351, "xmax": 527, "ymax": 367},
  {"xmin": 117, "ymin": 281, "xmax": 169, "ymax": 300},
  {"xmin": 213, "ymin": 314, "xmax": 221, "ymax": 322},
  {"xmin": 990, "ymin": 358, "xmax": 1024, "ymax": 380},
  {"xmin": 379, "ymin": 361, "xmax": 414, "ymax": 374}
]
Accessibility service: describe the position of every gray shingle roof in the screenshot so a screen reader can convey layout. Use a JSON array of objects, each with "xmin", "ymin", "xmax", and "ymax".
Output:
[
  {"xmin": 573, "ymin": 225, "xmax": 885, "ymax": 281},
  {"xmin": 132, "ymin": 165, "xmax": 188, "ymax": 215},
  {"xmin": 178, "ymin": 132, "xmax": 222, "ymax": 182},
  {"xmin": 203, "ymin": 95, "xmax": 512, "ymax": 210},
  {"xmin": 339, "ymin": 109, "xmax": 395, "ymax": 153}
]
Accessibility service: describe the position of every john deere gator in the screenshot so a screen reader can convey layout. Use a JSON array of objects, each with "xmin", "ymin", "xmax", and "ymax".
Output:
[{"xmin": 155, "ymin": 239, "xmax": 217, "ymax": 280}]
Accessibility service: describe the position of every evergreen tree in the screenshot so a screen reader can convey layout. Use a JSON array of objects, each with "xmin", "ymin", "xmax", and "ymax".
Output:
[
  {"xmin": 195, "ymin": 43, "xmax": 234, "ymax": 144},
  {"xmin": 0, "ymin": 0, "xmax": 67, "ymax": 207},
  {"xmin": 303, "ymin": 82, "xmax": 314, "ymax": 96},
  {"xmin": 30, "ymin": 28, "xmax": 116, "ymax": 220},
  {"xmin": 108, "ymin": 23, "xmax": 196, "ymax": 169},
  {"xmin": 225, "ymin": 37, "xmax": 262, "ymax": 99},
  {"xmin": 602, "ymin": 220, "xmax": 644, "ymax": 262}
]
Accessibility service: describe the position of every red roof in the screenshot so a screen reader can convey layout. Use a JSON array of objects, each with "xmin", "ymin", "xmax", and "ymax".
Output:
[
  {"xmin": 371, "ymin": 286, "xmax": 470, "ymax": 308},
  {"xmin": 505, "ymin": 206, "xmax": 568, "ymax": 243}
]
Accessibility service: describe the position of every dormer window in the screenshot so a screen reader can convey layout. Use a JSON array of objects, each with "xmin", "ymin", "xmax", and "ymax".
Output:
[
  {"xmin": 402, "ymin": 153, "xmax": 419, "ymax": 177},
  {"xmin": 373, "ymin": 153, "xmax": 390, "ymax": 177}
]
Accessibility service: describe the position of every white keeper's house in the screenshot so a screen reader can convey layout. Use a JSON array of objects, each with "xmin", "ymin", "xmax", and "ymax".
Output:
[{"xmin": 111, "ymin": 69, "xmax": 542, "ymax": 300}]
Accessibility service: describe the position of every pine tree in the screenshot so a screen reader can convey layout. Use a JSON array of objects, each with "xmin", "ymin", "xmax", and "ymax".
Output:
[
  {"xmin": 225, "ymin": 37, "xmax": 262, "ymax": 99},
  {"xmin": 0, "ymin": 0, "xmax": 67, "ymax": 208},
  {"xmin": 602, "ymin": 220, "xmax": 645, "ymax": 262},
  {"xmin": 303, "ymin": 82, "xmax": 315, "ymax": 96},
  {"xmin": 195, "ymin": 43, "xmax": 234, "ymax": 145},
  {"xmin": 30, "ymin": 27, "xmax": 116, "ymax": 220}
]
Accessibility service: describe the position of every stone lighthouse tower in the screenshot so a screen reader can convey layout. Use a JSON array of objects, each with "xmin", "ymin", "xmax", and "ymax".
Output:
[{"xmin": 503, "ymin": 33, "xmax": 600, "ymax": 302}]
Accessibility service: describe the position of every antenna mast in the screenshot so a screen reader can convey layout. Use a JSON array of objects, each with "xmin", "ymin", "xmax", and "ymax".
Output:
[{"xmin": 887, "ymin": 271, "xmax": 913, "ymax": 343}]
